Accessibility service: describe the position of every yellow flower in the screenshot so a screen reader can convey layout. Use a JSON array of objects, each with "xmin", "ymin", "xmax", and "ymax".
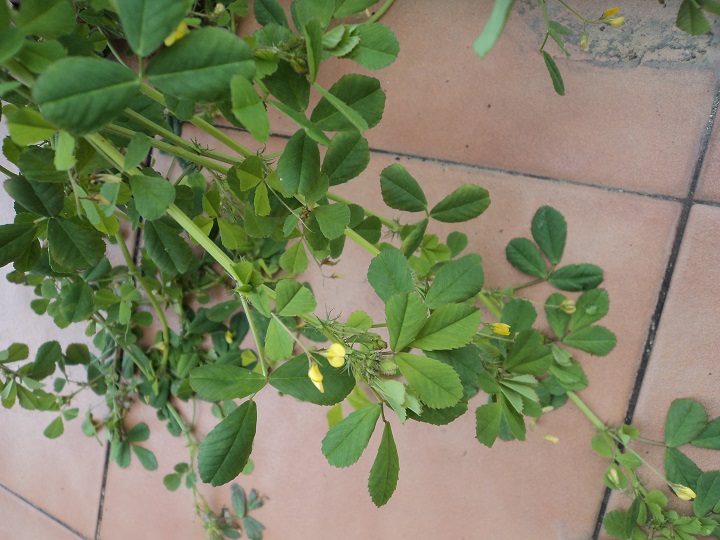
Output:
[
  {"xmin": 607, "ymin": 16, "xmax": 625, "ymax": 27},
  {"xmin": 580, "ymin": 32, "xmax": 589, "ymax": 52},
  {"xmin": 324, "ymin": 343, "xmax": 346, "ymax": 368},
  {"xmin": 164, "ymin": 21, "xmax": 189, "ymax": 47},
  {"xmin": 490, "ymin": 323, "xmax": 511, "ymax": 336},
  {"xmin": 670, "ymin": 483, "xmax": 696, "ymax": 501},
  {"xmin": 601, "ymin": 7, "xmax": 620, "ymax": 19},
  {"xmin": 308, "ymin": 363, "xmax": 324, "ymax": 393},
  {"xmin": 544, "ymin": 435, "xmax": 560, "ymax": 444},
  {"xmin": 225, "ymin": 330, "xmax": 233, "ymax": 345},
  {"xmin": 560, "ymin": 299, "xmax": 576, "ymax": 314}
]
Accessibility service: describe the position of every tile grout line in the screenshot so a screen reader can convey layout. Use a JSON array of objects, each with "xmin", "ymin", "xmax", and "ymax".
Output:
[
  {"xmin": 0, "ymin": 482, "xmax": 89, "ymax": 539},
  {"xmin": 93, "ymin": 180, "xmax": 147, "ymax": 540},
  {"xmin": 214, "ymin": 123, "xmax": 688, "ymax": 204},
  {"xmin": 590, "ymin": 82, "xmax": 720, "ymax": 540}
]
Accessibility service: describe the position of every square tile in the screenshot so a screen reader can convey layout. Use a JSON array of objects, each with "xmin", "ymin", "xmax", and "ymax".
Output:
[{"xmin": 0, "ymin": 486, "xmax": 85, "ymax": 540}]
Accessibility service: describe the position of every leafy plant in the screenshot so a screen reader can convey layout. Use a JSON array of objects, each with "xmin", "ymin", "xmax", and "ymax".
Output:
[{"xmin": 0, "ymin": 1, "xmax": 718, "ymax": 539}]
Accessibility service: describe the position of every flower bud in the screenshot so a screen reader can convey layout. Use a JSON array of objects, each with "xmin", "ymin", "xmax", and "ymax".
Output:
[
  {"xmin": 601, "ymin": 7, "xmax": 620, "ymax": 19},
  {"xmin": 544, "ymin": 435, "xmax": 560, "ymax": 444},
  {"xmin": 308, "ymin": 364, "xmax": 324, "ymax": 393},
  {"xmin": 607, "ymin": 16, "xmax": 625, "ymax": 27},
  {"xmin": 164, "ymin": 21, "xmax": 190, "ymax": 47},
  {"xmin": 490, "ymin": 323, "xmax": 511, "ymax": 336},
  {"xmin": 225, "ymin": 330, "xmax": 233, "ymax": 345},
  {"xmin": 214, "ymin": 3, "xmax": 226, "ymax": 14},
  {"xmin": 560, "ymin": 299, "xmax": 576, "ymax": 314},
  {"xmin": 580, "ymin": 32, "xmax": 589, "ymax": 52},
  {"xmin": 670, "ymin": 483, "xmax": 696, "ymax": 501},
  {"xmin": 324, "ymin": 343, "xmax": 346, "ymax": 368}
]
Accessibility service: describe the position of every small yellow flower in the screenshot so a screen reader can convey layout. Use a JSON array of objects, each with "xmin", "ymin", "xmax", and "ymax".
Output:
[
  {"xmin": 308, "ymin": 363, "xmax": 324, "ymax": 393},
  {"xmin": 670, "ymin": 483, "xmax": 696, "ymax": 501},
  {"xmin": 490, "ymin": 323, "xmax": 511, "ymax": 336},
  {"xmin": 560, "ymin": 299, "xmax": 576, "ymax": 314},
  {"xmin": 607, "ymin": 16, "xmax": 625, "ymax": 27},
  {"xmin": 164, "ymin": 21, "xmax": 189, "ymax": 47},
  {"xmin": 544, "ymin": 435, "xmax": 560, "ymax": 444},
  {"xmin": 225, "ymin": 330, "xmax": 233, "ymax": 345},
  {"xmin": 580, "ymin": 32, "xmax": 589, "ymax": 52},
  {"xmin": 601, "ymin": 7, "xmax": 620, "ymax": 19},
  {"xmin": 324, "ymin": 343, "xmax": 346, "ymax": 368}
]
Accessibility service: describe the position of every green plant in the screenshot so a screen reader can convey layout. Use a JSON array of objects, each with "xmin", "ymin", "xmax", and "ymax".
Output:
[{"xmin": 0, "ymin": 1, "xmax": 718, "ymax": 539}]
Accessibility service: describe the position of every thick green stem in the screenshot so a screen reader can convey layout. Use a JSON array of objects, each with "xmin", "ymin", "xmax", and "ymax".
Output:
[
  {"xmin": 344, "ymin": 227, "xmax": 380, "ymax": 256},
  {"xmin": 477, "ymin": 291, "xmax": 502, "ymax": 319},
  {"xmin": 115, "ymin": 232, "xmax": 170, "ymax": 372},
  {"xmin": 327, "ymin": 192, "xmax": 400, "ymax": 232},
  {"xmin": 0, "ymin": 163, "xmax": 18, "ymax": 178},
  {"xmin": 367, "ymin": 0, "xmax": 396, "ymax": 23},
  {"xmin": 567, "ymin": 391, "xmax": 606, "ymax": 431}
]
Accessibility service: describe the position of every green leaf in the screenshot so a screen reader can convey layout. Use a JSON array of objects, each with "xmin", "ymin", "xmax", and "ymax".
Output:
[
  {"xmin": 395, "ymin": 353, "xmax": 463, "ymax": 409},
  {"xmin": 367, "ymin": 248, "xmax": 414, "ymax": 302},
  {"xmin": 264, "ymin": 317, "xmax": 294, "ymax": 361},
  {"xmin": 401, "ymin": 218, "xmax": 428, "ymax": 258},
  {"xmin": 665, "ymin": 399, "xmax": 708, "ymax": 448},
  {"xmin": 275, "ymin": 279, "xmax": 317, "ymax": 316},
  {"xmin": 190, "ymin": 365, "xmax": 266, "ymax": 401},
  {"xmin": 504, "ymin": 329, "xmax": 553, "ymax": 375},
  {"xmin": 47, "ymin": 218, "xmax": 104, "ymax": 271},
  {"xmin": 569, "ymin": 289, "xmax": 609, "ymax": 332},
  {"xmin": 692, "ymin": 417, "xmax": 720, "ymax": 449},
  {"xmin": 473, "ymin": 0, "xmax": 516, "ymax": 58},
  {"xmin": 268, "ymin": 100, "xmax": 331, "ymax": 145},
  {"xmin": 126, "ymin": 422, "xmax": 150, "ymax": 443},
  {"xmin": 116, "ymin": 0, "xmax": 193, "ymax": 56},
  {"xmin": 368, "ymin": 422, "xmax": 400, "ymax": 507},
  {"xmin": 410, "ymin": 304, "xmax": 481, "ymax": 351},
  {"xmin": 506, "ymin": 238, "xmax": 547, "ymax": 278},
  {"xmin": 500, "ymin": 394, "xmax": 526, "ymax": 441},
  {"xmin": 430, "ymin": 185, "xmax": 491, "ymax": 223},
  {"xmin": 0, "ymin": 223, "xmax": 38, "ymax": 268},
  {"xmin": 562, "ymin": 325, "xmax": 616, "ymax": 356},
  {"xmin": 426, "ymin": 346, "xmax": 484, "ymax": 389},
  {"xmin": 199, "ymin": 400, "xmax": 257, "ymax": 486},
  {"xmin": 231, "ymin": 484, "xmax": 247, "ymax": 518},
  {"xmin": 143, "ymin": 219, "xmax": 192, "ymax": 275},
  {"xmin": 425, "ymin": 254, "xmax": 484, "ymax": 309},
  {"xmin": 33, "ymin": 58, "xmax": 141, "ymax": 136},
  {"xmin": 446, "ymin": 232, "xmax": 468, "ymax": 257},
  {"xmin": 264, "ymin": 60, "xmax": 309, "ymax": 112},
  {"xmin": 386, "ymin": 293, "xmax": 427, "ymax": 352},
  {"xmin": 132, "ymin": 446, "xmax": 158, "ymax": 471},
  {"xmin": 59, "ymin": 282, "xmax": 94, "ymax": 322},
  {"xmin": 353, "ymin": 216, "xmax": 382, "ymax": 245},
  {"xmin": 310, "ymin": 74, "xmax": 385, "ymax": 132},
  {"xmin": 16, "ymin": 39, "xmax": 66, "ymax": 75},
  {"xmin": 5, "ymin": 108, "xmax": 57, "ymax": 146},
  {"xmin": 231, "ymin": 75, "xmax": 270, "ymax": 143},
  {"xmin": 313, "ymin": 81, "xmax": 369, "ymax": 132},
  {"xmin": 348, "ymin": 23, "xmax": 399, "ymax": 70},
  {"xmin": 253, "ymin": 183, "xmax": 270, "ymax": 216},
  {"xmin": 549, "ymin": 264, "xmax": 603, "ymax": 291},
  {"xmin": 379, "ymin": 164, "xmax": 427, "ymax": 212},
  {"xmin": 44, "ymin": 416, "xmax": 64, "ymax": 439},
  {"xmin": 321, "ymin": 404, "xmax": 381, "ymax": 467},
  {"xmin": 699, "ymin": 0, "xmax": 720, "ymax": 15},
  {"xmin": 54, "ymin": 130, "xmax": 75, "ymax": 171},
  {"xmin": 129, "ymin": 175, "xmax": 175, "ymax": 220},
  {"xmin": 314, "ymin": 203, "xmax": 350, "ymax": 240},
  {"xmin": 334, "ymin": 0, "xmax": 378, "ymax": 17},
  {"xmin": 322, "ymin": 131, "xmax": 370, "ymax": 186},
  {"xmin": 4, "ymin": 177, "xmax": 64, "ymax": 217},
  {"xmin": 242, "ymin": 516, "xmax": 265, "ymax": 540},
  {"xmin": 279, "ymin": 242, "xmax": 309, "ymax": 274},
  {"xmin": 164, "ymin": 473, "xmax": 182, "ymax": 491},
  {"xmin": 695, "ymin": 471, "xmax": 720, "ymax": 516},
  {"xmin": 18, "ymin": 146, "xmax": 66, "ymax": 183},
  {"xmin": 602, "ymin": 510, "xmax": 628, "ymax": 540},
  {"xmin": 16, "ymin": 0, "xmax": 75, "ymax": 38},
  {"xmin": 677, "ymin": 0, "xmax": 711, "ymax": 35},
  {"xmin": 146, "ymin": 27, "xmax": 255, "ymax": 102},
  {"xmin": 500, "ymin": 298, "xmax": 537, "ymax": 332},
  {"xmin": 269, "ymin": 353, "xmax": 356, "ymax": 406},
  {"xmin": 542, "ymin": 51, "xmax": 565, "ymax": 96},
  {"xmin": 31, "ymin": 341, "xmax": 61, "ymax": 380},
  {"xmin": 277, "ymin": 130, "xmax": 322, "ymax": 196},
  {"xmin": 545, "ymin": 292, "xmax": 571, "ymax": 339},
  {"xmin": 475, "ymin": 402, "xmax": 502, "ymax": 448},
  {"xmin": 304, "ymin": 18, "xmax": 323, "ymax": 84},
  {"xmin": 665, "ymin": 447, "xmax": 702, "ymax": 490},
  {"xmin": 255, "ymin": 0, "xmax": 289, "ymax": 26},
  {"xmin": 531, "ymin": 206, "xmax": 566, "ymax": 264}
]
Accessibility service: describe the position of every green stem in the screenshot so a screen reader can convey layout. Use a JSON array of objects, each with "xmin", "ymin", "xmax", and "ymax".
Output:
[
  {"xmin": 555, "ymin": 0, "xmax": 600, "ymax": 25},
  {"xmin": 567, "ymin": 390, "xmax": 606, "ymax": 432},
  {"xmin": 635, "ymin": 436, "xmax": 666, "ymax": 447},
  {"xmin": 344, "ymin": 227, "xmax": 380, "ymax": 256},
  {"xmin": 326, "ymin": 192, "xmax": 400, "ymax": 232},
  {"xmin": 511, "ymin": 277, "xmax": 547, "ymax": 292},
  {"xmin": 477, "ymin": 291, "xmax": 502, "ymax": 319},
  {"xmin": 367, "ymin": 0, "xmax": 396, "ymax": 23},
  {"xmin": 240, "ymin": 295, "xmax": 268, "ymax": 378},
  {"xmin": 0, "ymin": 163, "xmax": 18, "ymax": 178},
  {"xmin": 115, "ymin": 232, "xmax": 171, "ymax": 372}
]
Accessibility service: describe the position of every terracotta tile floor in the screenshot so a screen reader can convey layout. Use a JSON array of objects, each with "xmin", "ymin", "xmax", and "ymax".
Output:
[{"xmin": 2, "ymin": 1, "xmax": 720, "ymax": 539}]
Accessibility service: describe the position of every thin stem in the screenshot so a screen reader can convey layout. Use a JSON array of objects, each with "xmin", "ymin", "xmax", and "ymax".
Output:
[
  {"xmin": 567, "ymin": 390, "xmax": 606, "ymax": 432},
  {"xmin": 115, "ymin": 232, "xmax": 170, "ymax": 372},
  {"xmin": 555, "ymin": 0, "xmax": 600, "ymax": 25},
  {"xmin": 326, "ymin": 192, "xmax": 400, "ymax": 232},
  {"xmin": 511, "ymin": 277, "xmax": 547, "ymax": 292},
  {"xmin": 477, "ymin": 291, "xmax": 502, "ymax": 319},
  {"xmin": 0, "ymin": 163, "xmax": 18, "ymax": 178},
  {"xmin": 635, "ymin": 436, "xmax": 666, "ymax": 447},
  {"xmin": 271, "ymin": 312, "xmax": 314, "ymax": 356},
  {"xmin": 367, "ymin": 0, "xmax": 396, "ymax": 23},
  {"xmin": 344, "ymin": 227, "xmax": 380, "ymax": 256}
]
